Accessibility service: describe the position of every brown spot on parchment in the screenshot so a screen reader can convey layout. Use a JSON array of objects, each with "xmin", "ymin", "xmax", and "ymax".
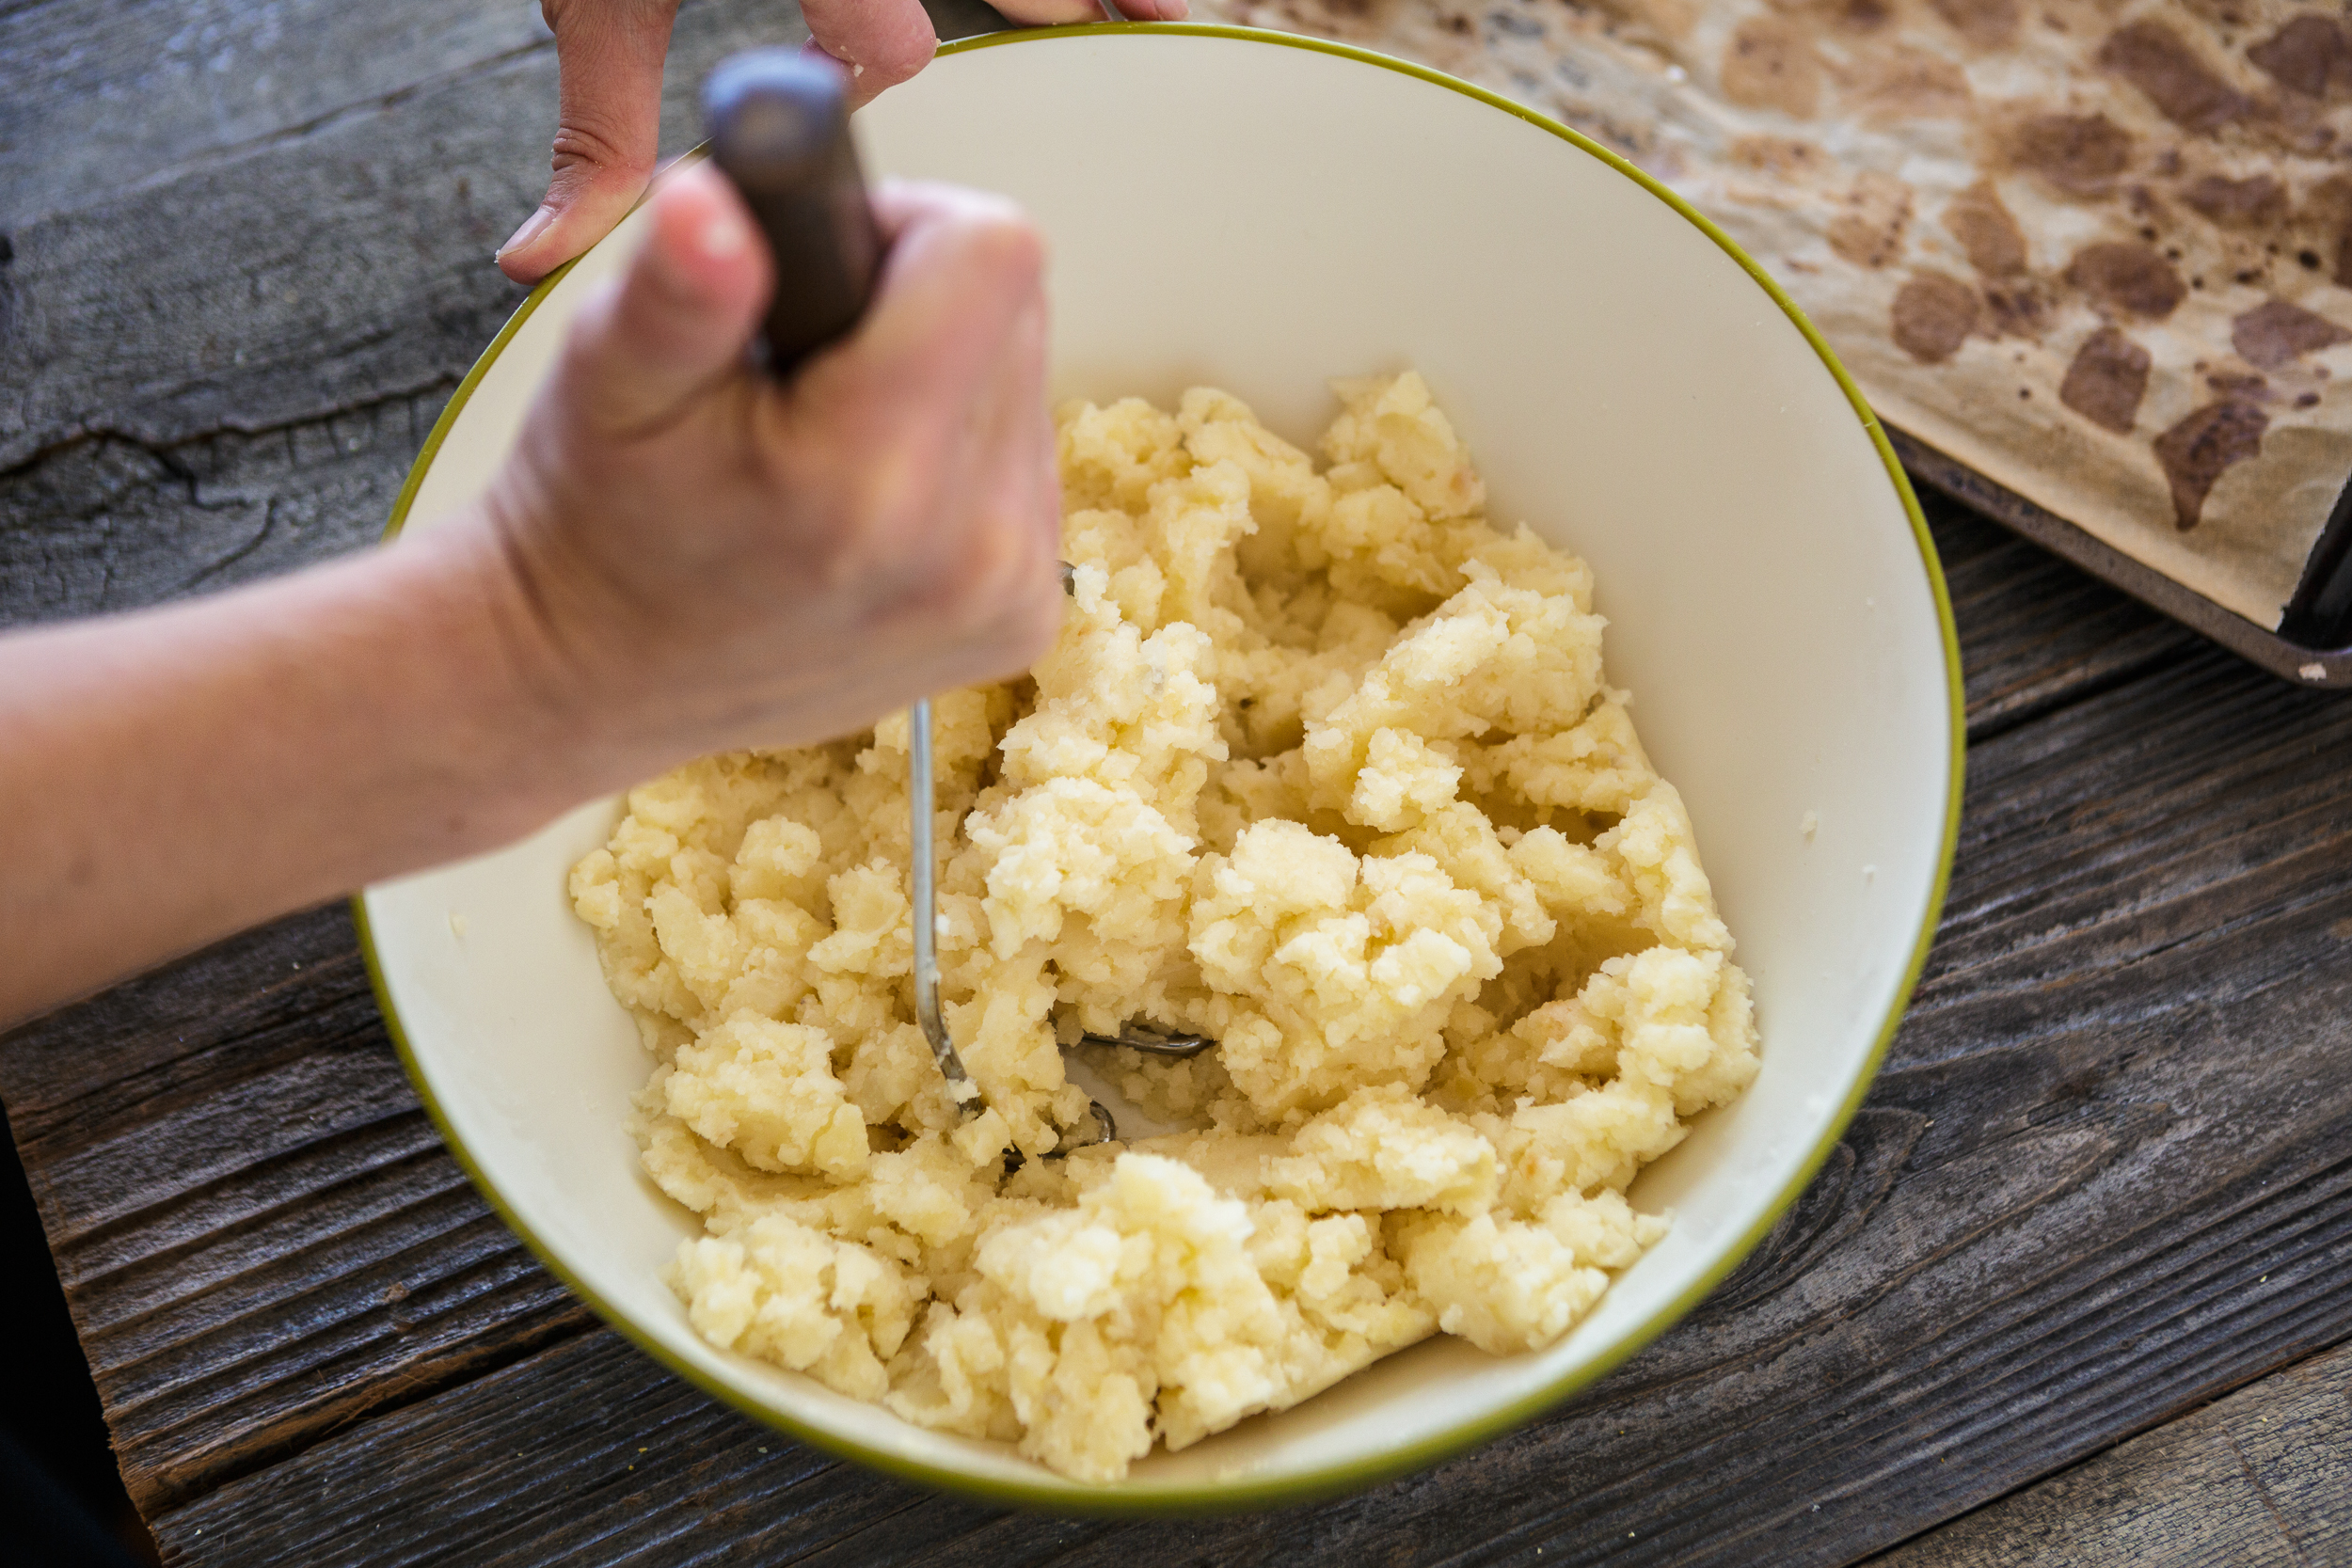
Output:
[
  {"xmin": 2180, "ymin": 173, "xmax": 2288, "ymax": 230},
  {"xmin": 2153, "ymin": 400, "xmax": 2267, "ymax": 529},
  {"xmin": 2059, "ymin": 326, "xmax": 2152, "ymax": 431},
  {"xmin": 1845, "ymin": 45, "xmax": 1973, "ymax": 119},
  {"xmin": 2067, "ymin": 242, "xmax": 2187, "ymax": 318},
  {"xmin": 1731, "ymin": 135, "xmax": 1831, "ymax": 180},
  {"xmin": 2007, "ymin": 114, "xmax": 2134, "ymax": 196},
  {"xmin": 1829, "ymin": 170, "xmax": 1915, "ymax": 267},
  {"xmin": 1944, "ymin": 181, "xmax": 2028, "ymax": 275},
  {"xmin": 1588, "ymin": 0, "xmax": 1700, "ymax": 41},
  {"xmin": 2310, "ymin": 177, "xmax": 2352, "ymax": 288},
  {"xmin": 1929, "ymin": 0, "xmax": 2017, "ymax": 51},
  {"xmin": 1840, "ymin": 0, "xmax": 1892, "ymax": 31},
  {"xmin": 2174, "ymin": 0, "xmax": 2249, "ymax": 26},
  {"xmin": 1982, "ymin": 280, "xmax": 2053, "ymax": 338},
  {"xmin": 2248, "ymin": 15, "xmax": 2350, "ymax": 99},
  {"xmin": 2233, "ymin": 299, "xmax": 2352, "ymax": 368},
  {"xmin": 1722, "ymin": 17, "xmax": 1824, "ymax": 117},
  {"xmin": 2099, "ymin": 21, "xmax": 2251, "ymax": 132},
  {"xmin": 2207, "ymin": 371, "xmax": 2269, "ymax": 398},
  {"xmin": 1892, "ymin": 273, "xmax": 1981, "ymax": 361},
  {"xmin": 2248, "ymin": 84, "xmax": 2338, "ymax": 156}
]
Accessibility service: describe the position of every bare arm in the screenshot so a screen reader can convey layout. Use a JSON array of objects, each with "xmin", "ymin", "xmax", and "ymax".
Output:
[
  {"xmin": 0, "ymin": 166, "xmax": 1060, "ymax": 1025},
  {"xmin": 0, "ymin": 527, "xmax": 570, "ymax": 1016}
]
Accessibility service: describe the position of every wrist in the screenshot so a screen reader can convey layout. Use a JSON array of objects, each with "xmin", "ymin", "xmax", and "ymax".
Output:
[
  {"xmin": 0, "ymin": 519, "xmax": 644, "ymax": 1022},
  {"xmin": 366, "ymin": 514, "xmax": 628, "ymax": 848}
]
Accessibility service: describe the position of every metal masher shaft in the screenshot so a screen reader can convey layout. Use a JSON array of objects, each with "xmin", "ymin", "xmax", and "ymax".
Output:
[
  {"xmin": 904, "ymin": 600, "xmax": 1213, "ymax": 1136},
  {"xmin": 908, "ymin": 697, "xmax": 981, "ymax": 1109},
  {"xmin": 697, "ymin": 58, "xmax": 1196, "ymax": 1121}
]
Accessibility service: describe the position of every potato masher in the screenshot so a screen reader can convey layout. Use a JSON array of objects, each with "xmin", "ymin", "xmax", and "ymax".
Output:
[{"xmin": 705, "ymin": 50, "xmax": 1212, "ymax": 1149}]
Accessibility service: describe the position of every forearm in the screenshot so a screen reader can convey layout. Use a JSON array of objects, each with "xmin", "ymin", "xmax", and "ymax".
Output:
[
  {"xmin": 0, "ymin": 520, "xmax": 582, "ymax": 1023},
  {"xmin": 0, "ymin": 169, "xmax": 1061, "ymax": 1026}
]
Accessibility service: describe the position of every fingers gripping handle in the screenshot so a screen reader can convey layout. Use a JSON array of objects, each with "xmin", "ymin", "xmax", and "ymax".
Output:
[
  {"xmin": 702, "ymin": 50, "xmax": 882, "ymax": 376},
  {"xmin": 702, "ymin": 51, "xmax": 987, "ymax": 1114}
]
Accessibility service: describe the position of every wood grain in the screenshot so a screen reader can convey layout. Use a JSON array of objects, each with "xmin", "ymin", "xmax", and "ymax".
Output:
[
  {"xmin": 0, "ymin": 55, "xmax": 537, "ymax": 468},
  {"xmin": 7, "ymin": 0, "xmax": 2351, "ymax": 1561},
  {"xmin": 0, "ymin": 0, "xmax": 550, "ymax": 230},
  {"xmin": 0, "ymin": 0, "xmax": 803, "ymax": 470},
  {"xmin": 1870, "ymin": 1340, "xmax": 2352, "ymax": 1567},
  {"xmin": 4, "ymin": 515, "xmax": 2342, "ymax": 1561},
  {"xmin": 0, "ymin": 908, "xmax": 594, "ymax": 1513},
  {"xmin": 0, "ymin": 387, "xmax": 452, "ymax": 625},
  {"xmin": 1922, "ymin": 486, "xmax": 2203, "ymax": 744},
  {"xmin": 0, "ymin": 0, "xmax": 1010, "ymax": 628}
]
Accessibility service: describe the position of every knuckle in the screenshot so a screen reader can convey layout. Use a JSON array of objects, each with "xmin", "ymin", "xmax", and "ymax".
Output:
[
  {"xmin": 549, "ymin": 119, "xmax": 653, "ymax": 182},
  {"xmin": 967, "ymin": 207, "xmax": 1046, "ymax": 275},
  {"xmin": 929, "ymin": 210, "xmax": 1045, "ymax": 309}
]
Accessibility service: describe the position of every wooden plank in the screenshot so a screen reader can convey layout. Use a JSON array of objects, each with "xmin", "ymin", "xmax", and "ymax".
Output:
[
  {"xmin": 0, "ymin": 0, "xmax": 808, "ymax": 469},
  {"xmin": 1868, "ymin": 1340, "xmax": 2352, "ymax": 1567},
  {"xmin": 43, "ymin": 629, "xmax": 2341, "ymax": 1565},
  {"xmin": 0, "ymin": 491, "xmax": 2249, "ymax": 1528},
  {"xmin": 0, "ymin": 388, "xmax": 451, "ymax": 626},
  {"xmin": 1922, "ymin": 488, "xmax": 2204, "ymax": 745},
  {"xmin": 0, "ymin": 0, "xmax": 550, "ymax": 230},
  {"xmin": 0, "ymin": 908, "xmax": 595, "ymax": 1513},
  {"xmin": 0, "ymin": 0, "xmax": 1005, "ymax": 628},
  {"xmin": 146, "ymin": 1331, "xmax": 930, "ymax": 1568},
  {"xmin": 5, "ymin": 0, "xmax": 2347, "ymax": 1560},
  {"xmin": 0, "ymin": 33, "xmax": 547, "ymax": 468}
]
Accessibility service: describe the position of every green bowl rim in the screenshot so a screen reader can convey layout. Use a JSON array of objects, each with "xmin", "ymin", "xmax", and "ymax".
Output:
[{"xmin": 354, "ymin": 20, "xmax": 1966, "ymax": 1517}]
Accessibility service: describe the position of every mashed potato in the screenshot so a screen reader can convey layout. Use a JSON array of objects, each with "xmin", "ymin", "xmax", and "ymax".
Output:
[{"xmin": 569, "ymin": 372, "xmax": 1758, "ymax": 1481}]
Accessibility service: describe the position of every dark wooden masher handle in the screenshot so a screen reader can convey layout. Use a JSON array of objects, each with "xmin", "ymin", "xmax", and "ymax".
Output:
[{"xmin": 702, "ymin": 50, "xmax": 883, "ymax": 377}]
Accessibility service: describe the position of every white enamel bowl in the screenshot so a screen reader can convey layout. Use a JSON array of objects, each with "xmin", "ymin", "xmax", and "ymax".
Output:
[{"xmin": 359, "ymin": 24, "xmax": 1962, "ymax": 1511}]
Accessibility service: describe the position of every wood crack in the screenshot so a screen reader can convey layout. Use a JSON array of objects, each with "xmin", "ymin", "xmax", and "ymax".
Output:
[
  {"xmin": 0, "ymin": 376, "xmax": 456, "ymax": 490},
  {"xmin": 132, "ymin": 1306, "xmax": 598, "ymax": 1514},
  {"xmin": 66, "ymin": 1145, "xmax": 479, "ymax": 1338},
  {"xmin": 109, "ymin": 1241, "xmax": 579, "ymax": 1438},
  {"xmin": 1960, "ymin": 627, "xmax": 2202, "ymax": 745},
  {"xmin": 51, "ymin": 1097, "xmax": 437, "ymax": 1259}
]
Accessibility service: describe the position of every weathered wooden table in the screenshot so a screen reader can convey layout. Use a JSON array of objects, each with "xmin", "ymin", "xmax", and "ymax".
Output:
[{"xmin": 7, "ymin": 2, "xmax": 2351, "ymax": 1562}]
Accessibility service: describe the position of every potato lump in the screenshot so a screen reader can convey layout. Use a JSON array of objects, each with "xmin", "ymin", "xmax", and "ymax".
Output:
[{"xmin": 569, "ymin": 372, "xmax": 1758, "ymax": 1481}]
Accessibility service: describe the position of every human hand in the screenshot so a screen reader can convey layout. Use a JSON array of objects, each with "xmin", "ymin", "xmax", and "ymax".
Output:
[
  {"xmin": 475, "ymin": 162, "xmax": 1063, "ymax": 777},
  {"xmin": 0, "ymin": 161, "xmax": 1060, "ymax": 1024},
  {"xmin": 497, "ymin": 0, "xmax": 1188, "ymax": 284}
]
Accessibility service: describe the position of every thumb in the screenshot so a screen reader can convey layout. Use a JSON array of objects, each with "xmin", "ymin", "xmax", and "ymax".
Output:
[
  {"xmin": 500, "ymin": 0, "xmax": 682, "ymax": 284},
  {"xmin": 555, "ymin": 165, "xmax": 771, "ymax": 436}
]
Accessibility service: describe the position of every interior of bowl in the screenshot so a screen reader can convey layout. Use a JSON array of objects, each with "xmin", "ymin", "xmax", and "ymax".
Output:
[{"xmin": 359, "ymin": 25, "xmax": 1961, "ymax": 1509}]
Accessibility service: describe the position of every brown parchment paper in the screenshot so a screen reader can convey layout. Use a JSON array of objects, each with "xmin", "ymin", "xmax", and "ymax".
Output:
[{"xmin": 1201, "ymin": 0, "xmax": 2352, "ymax": 631}]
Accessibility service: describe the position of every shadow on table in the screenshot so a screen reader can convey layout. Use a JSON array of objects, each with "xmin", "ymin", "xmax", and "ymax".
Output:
[{"xmin": 1, "ymin": 1120, "xmax": 159, "ymax": 1567}]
